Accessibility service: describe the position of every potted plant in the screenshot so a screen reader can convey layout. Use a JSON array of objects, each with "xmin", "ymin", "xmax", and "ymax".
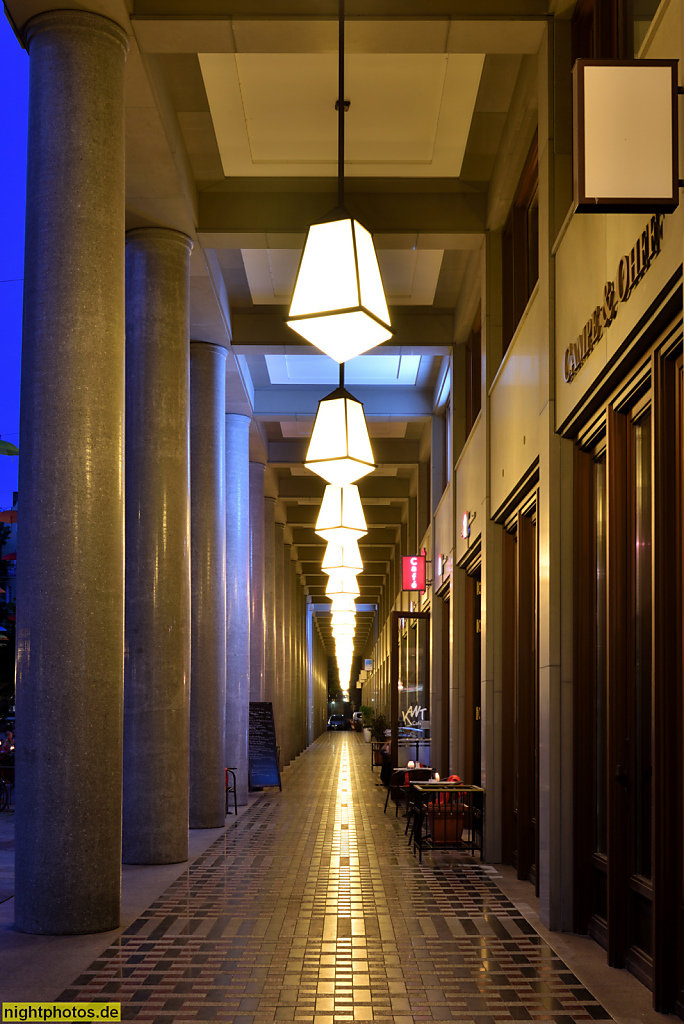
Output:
[{"xmin": 360, "ymin": 705, "xmax": 374, "ymax": 743}]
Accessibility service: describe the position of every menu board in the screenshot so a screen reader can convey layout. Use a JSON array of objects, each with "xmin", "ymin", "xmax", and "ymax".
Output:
[{"xmin": 248, "ymin": 701, "xmax": 282, "ymax": 790}]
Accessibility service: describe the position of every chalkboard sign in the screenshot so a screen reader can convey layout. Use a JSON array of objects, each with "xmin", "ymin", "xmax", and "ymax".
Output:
[{"xmin": 248, "ymin": 702, "xmax": 282, "ymax": 790}]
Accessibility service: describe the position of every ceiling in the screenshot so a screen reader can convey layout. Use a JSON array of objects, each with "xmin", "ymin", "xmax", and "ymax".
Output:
[
  {"xmin": 4, "ymin": 0, "xmax": 546, "ymax": 672},
  {"xmin": 141, "ymin": 8, "xmax": 541, "ymax": 671}
]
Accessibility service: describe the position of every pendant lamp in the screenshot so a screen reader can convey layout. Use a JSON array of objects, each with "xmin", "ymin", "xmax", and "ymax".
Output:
[
  {"xmin": 322, "ymin": 538, "xmax": 363, "ymax": 574},
  {"xmin": 306, "ymin": 380, "xmax": 374, "ymax": 486},
  {"xmin": 329, "ymin": 594, "xmax": 357, "ymax": 614},
  {"xmin": 331, "ymin": 611, "xmax": 356, "ymax": 627},
  {"xmin": 286, "ymin": 0, "xmax": 392, "ymax": 362},
  {"xmin": 333, "ymin": 622, "xmax": 355, "ymax": 637},
  {"xmin": 326, "ymin": 573, "xmax": 360, "ymax": 597},
  {"xmin": 325, "ymin": 568, "xmax": 361, "ymax": 591},
  {"xmin": 316, "ymin": 484, "xmax": 366, "ymax": 545}
]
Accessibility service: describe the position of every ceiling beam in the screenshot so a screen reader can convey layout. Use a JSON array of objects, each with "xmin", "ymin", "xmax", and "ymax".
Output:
[
  {"xmin": 133, "ymin": 3, "xmax": 549, "ymax": 21},
  {"xmin": 233, "ymin": 310, "xmax": 454, "ymax": 353},
  {"xmin": 286, "ymin": 505, "xmax": 404, "ymax": 526},
  {"xmin": 198, "ymin": 188, "xmax": 485, "ymax": 237},
  {"xmin": 278, "ymin": 477, "xmax": 413, "ymax": 500},
  {"xmin": 269, "ymin": 438, "xmax": 421, "ymax": 465}
]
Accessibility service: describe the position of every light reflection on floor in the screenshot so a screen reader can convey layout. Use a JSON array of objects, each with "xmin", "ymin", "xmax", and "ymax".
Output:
[{"xmin": 58, "ymin": 734, "xmax": 614, "ymax": 1023}]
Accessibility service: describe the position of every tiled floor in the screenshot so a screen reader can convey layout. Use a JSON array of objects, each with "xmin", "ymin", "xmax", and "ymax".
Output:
[{"xmin": 55, "ymin": 734, "xmax": 615, "ymax": 1024}]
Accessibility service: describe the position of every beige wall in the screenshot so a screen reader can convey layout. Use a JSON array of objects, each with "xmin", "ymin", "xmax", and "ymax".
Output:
[
  {"xmin": 454, "ymin": 412, "xmax": 485, "ymax": 565},
  {"xmin": 555, "ymin": 204, "xmax": 684, "ymax": 427},
  {"xmin": 554, "ymin": 0, "xmax": 682, "ymax": 429},
  {"xmin": 432, "ymin": 480, "xmax": 453, "ymax": 588},
  {"xmin": 489, "ymin": 290, "xmax": 542, "ymax": 515}
]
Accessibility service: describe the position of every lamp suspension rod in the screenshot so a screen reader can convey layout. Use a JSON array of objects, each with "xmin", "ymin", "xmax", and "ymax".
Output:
[{"xmin": 338, "ymin": 0, "xmax": 345, "ymax": 208}]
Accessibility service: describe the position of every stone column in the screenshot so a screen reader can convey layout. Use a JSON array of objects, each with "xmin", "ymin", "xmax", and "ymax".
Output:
[
  {"xmin": 15, "ymin": 10, "xmax": 128, "ymax": 936},
  {"xmin": 274, "ymin": 522, "xmax": 286, "ymax": 767},
  {"xmin": 263, "ymin": 497, "xmax": 277, "ymax": 704},
  {"xmin": 306, "ymin": 597, "xmax": 314, "ymax": 745},
  {"xmin": 290, "ymin": 559, "xmax": 301, "ymax": 758},
  {"xmin": 283, "ymin": 542, "xmax": 294, "ymax": 764},
  {"xmin": 226, "ymin": 415, "xmax": 251, "ymax": 805},
  {"xmin": 189, "ymin": 342, "xmax": 227, "ymax": 828},
  {"xmin": 123, "ymin": 228, "xmax": 192, "ymax": 865},
  {"xmin": 249, "ymin": 463, "xmax": 265, "ymax": 701}
]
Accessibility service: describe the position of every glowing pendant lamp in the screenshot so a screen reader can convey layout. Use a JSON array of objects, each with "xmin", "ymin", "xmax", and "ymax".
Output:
[
  {"xmin": 305, "ymin": 381, "xmax": 374, "ymax": 486},
  {"xmin": 331, "ymin": 611, "xmax": 356, "ymax": 627},
  {"xmin": 330, "ymin": 594, "xmax": 357, "ymax": 614},
  {"xmin": 326, "ymin": 573, "xmax": 360, "ymax": 597},
  {"xmin": 333, "ymin": 622, "xmax": 355, "ymax": 637},
  {"xmin": 286, "ymin": 0, "xmax": 392, "ymax": 362},
  {"xmin": 322, "ymin": 539, "xmax": 363, "ymax": 574},
  {"xmin": 316, "ymin": 484, "xmax": 366, "ymax": 545}
]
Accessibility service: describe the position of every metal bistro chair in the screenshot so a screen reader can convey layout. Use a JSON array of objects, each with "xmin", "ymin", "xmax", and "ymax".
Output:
[
  {"xmin": 384, "ymin": 766, "xmax": 433, "ymax": 816},
  {"xmin": 225, "ymin": 767, "xmax": 237, "ymax": 816}
]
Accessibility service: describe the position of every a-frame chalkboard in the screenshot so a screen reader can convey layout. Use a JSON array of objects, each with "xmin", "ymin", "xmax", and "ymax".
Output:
[{"xmin": 248, "ymin": 701, "xmax": 282, "ymax": 790}]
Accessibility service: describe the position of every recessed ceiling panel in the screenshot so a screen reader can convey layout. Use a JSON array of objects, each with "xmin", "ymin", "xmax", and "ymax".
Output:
[
  {"xmin": 199, "ymin": 51, "xmax": 484, "ymax": 177},
  {"xmin": 264, "ymin": 353, "xmax": 421, "ymax": 386}
]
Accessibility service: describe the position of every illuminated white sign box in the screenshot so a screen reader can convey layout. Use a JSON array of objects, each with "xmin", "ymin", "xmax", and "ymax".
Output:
[{"xmin": 573, "ymin": 60, "xmax": 678, "ymax": 214}]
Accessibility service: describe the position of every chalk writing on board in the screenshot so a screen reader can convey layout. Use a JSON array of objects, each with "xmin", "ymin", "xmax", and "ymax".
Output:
[{"xmin": 248, "ymin": 702, "xmax": 281, "ymax": 790}]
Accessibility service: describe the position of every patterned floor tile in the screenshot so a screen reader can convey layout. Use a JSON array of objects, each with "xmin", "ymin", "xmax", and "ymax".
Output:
[{"xmin": 59, "ymin": 735, "xmax": 613, "ymax": 1024}]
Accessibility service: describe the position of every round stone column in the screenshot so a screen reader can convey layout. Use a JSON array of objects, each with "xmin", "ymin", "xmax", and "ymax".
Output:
[
  {"xmin": 14, "ymin": 10, "xmax": 128, "ymax": 935},
  {"xmin": 189, "ymin": 342, "xmax": 228, "ymax": 828},
  {"xmin": 249, "ymin": 463, "xmax": 265, "ymax": 701},
  {"xmin": 263, "ymin": 497, "xmax": 277, "ymax": 705},
  {"xmin": 274, "ymin": 521, "xmax": 286, "ymax": 767},
  {"xmin": 123, "ymin": 228, "xmax": 192, "ymax": 865},
  {"xmin": 290, "ymin": 558, "xmax": 300, "ymax": 759},
  {"xmin": 282, "ymin": 542, "xmax": 294, "ymax": 765},
  {"xmin": 226, "ymin": 415, "xmax": 251, "ymax": 805}
]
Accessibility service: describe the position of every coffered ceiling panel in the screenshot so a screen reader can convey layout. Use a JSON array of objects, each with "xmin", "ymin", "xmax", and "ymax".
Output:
[{"xmin": 199, "ymin": 51, "xmax": 484, "ymax": 177}]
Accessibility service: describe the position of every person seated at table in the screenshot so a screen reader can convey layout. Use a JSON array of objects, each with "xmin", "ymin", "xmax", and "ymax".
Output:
[
  {"xmin": 0, "ymin": 729, "xmax": 14, "ymax": 754},
  {"xmin": 380, "ymin": 735, "xmax": 393, "ymax": 787}
]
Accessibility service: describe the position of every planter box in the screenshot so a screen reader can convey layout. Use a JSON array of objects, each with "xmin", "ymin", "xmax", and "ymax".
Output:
[
  {"xmin": 429, "ymin": 809, "xmax": 464, "ymax": 845},
  {"xmin": 363, "ymin": 728, "xmax": 372, "ymax": 743}
]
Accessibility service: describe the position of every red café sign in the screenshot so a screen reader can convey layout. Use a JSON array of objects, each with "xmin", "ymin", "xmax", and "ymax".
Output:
[{"xmin": 402, "ymin": 555, "xmax": 426, "ymax": 592}]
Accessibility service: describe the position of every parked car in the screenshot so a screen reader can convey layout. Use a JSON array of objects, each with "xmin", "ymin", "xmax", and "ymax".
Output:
[
  {"xmin": 352, "ymin": 711, "xmax": 363, "ymax": 730},
  {"xmin": 327, "ymin": 714, "xmax": 350, "ymax": 731}
]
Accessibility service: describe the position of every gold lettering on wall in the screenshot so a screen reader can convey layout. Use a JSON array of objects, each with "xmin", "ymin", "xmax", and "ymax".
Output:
[{"xmin": 563, "ymin": 214, "xmax": 663, "ymax": 383}]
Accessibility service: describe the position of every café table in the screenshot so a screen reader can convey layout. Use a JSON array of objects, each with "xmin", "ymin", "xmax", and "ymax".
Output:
[{"xmin": 408, "ymin": 782, "xmax": 485, "ymax": 862}]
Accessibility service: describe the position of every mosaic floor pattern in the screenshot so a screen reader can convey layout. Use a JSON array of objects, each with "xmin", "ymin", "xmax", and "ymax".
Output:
[{"xmin": 59, "ymin": 733, "xmax": 612, "ymax": 1024}]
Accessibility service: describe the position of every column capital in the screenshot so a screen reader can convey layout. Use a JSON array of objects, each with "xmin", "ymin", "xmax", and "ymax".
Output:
[
  {"xmin": 190, "ymin": 339, "xmax": 230, "ymax": 354},
  {"xmin": 126, "ymin": 227, "xmax": 193, "ymax": 253},
  {"xmin": 25, "ymin": 10, "xmax": 128, "ymax": 54}
]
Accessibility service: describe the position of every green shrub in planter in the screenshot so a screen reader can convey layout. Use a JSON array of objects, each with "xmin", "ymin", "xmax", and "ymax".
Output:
[
  {"xmin": 370, "ymin": 714, "xmax": 388, "ymax": 743},
  {"xmin": 360, "ymin": 705, "xmax": 374, "ymax": 728}
]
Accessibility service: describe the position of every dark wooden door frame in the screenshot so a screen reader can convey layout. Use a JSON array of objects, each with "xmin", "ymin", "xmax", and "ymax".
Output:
[
  {"xmin": 390, "ymin": 611, "xmax": 430, "ymax": 770},
  {"xmin": 573, "ymin": 445, "xmax": 598, "ymax": 934},
  {"xmin": 502, "ymin": 529, "xmax": 517, "ymax": 866},
  {"xmin": 651, "ymin": 351, "xmax": 681, "ymax": 1012},
  {"xmin": 606, "ymin": 404, "xmax": 632, "ymax": 969},
  {"xmin": 516, "ymin": 511, "xmax": 537, "ymax": 884},
  {"xmin": 463, "ymin": 572, "xmax": 482, "ymax": 786}
]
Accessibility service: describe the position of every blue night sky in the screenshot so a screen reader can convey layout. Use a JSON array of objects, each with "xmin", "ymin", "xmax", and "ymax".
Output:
[{"xmin": 0, "ymin": 14, "xmax": 27, "ymax": 512}]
